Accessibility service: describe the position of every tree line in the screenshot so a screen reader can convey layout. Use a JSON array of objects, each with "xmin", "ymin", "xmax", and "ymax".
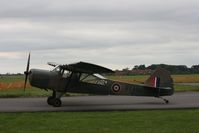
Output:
[{"xmin": 115, "ymin": 64, "xmax": 199, "ymax": 75}]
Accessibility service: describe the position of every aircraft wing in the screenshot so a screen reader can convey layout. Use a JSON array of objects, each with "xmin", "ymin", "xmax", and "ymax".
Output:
[
  {"xmin": 47, "ymin": 62, "xmax": 60, "ymax": 67},
  {"xmin": 61, "ymin": 61, "xmax": 114, "ymax": 74}
]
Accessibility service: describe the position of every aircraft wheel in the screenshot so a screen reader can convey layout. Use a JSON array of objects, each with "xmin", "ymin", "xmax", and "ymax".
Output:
[
  {"xmin": 53, "ymin": 98, "xmax": 62, "ymax": 107},
  {"xmin": 165, "ymin": 100, "xmax": 169, "ymax": 104},
  {"xmin": 47, "ymin": 96, "xmax": 54, "ymax": 105}
]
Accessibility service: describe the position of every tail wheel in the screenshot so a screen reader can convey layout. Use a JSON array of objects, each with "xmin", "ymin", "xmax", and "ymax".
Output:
[
  {"xmin": 165, "ymin": 99, "xmax": 169, "ymax": 104},
  {"xmin": 53, "ymin": 98, "xmax": 62, "ymax": 107}
]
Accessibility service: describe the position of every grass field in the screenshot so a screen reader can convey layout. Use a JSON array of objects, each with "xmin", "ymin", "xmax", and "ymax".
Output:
[
  {"xmin": 0, "ymin": 110, "xmax": 198, "ymax": 133},
  {"xmin": 0, "ymin": 87, "xmax": 51, "ymax": 98},
  {"xmin": 0, "ymin": 75, "xmax": 24, "ymax": 83}
]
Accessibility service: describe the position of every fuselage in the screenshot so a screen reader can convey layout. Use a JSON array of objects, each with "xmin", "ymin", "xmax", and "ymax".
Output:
[{"xmin": 28, "ymin": 67, "xmax": 174, "ymax": 97}]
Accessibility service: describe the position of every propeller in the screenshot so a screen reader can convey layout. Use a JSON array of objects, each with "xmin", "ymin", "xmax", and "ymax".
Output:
[{"xmin": 24, "ymin": 52, "xmax": 31, "ymax": 91}]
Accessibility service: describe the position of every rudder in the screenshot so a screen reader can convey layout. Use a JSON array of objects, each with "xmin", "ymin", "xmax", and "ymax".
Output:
[{"xmin": 144, "ymin": 67, "xmax": 173, "ymax": 89}]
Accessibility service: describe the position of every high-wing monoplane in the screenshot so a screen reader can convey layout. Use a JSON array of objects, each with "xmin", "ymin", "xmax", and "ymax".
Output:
[{"xmin": 24, "ymin": 53, "xmax": 174, "ymax": 107}]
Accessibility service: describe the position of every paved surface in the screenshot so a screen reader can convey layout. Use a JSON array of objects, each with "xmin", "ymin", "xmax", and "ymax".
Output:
[
  {"xmin": 176, "ymin": 83, "xmax": 199, "ymax": 86},
  {"xmin": 0, "ymin": 91, "xmax": 199, "ymax": 112}
]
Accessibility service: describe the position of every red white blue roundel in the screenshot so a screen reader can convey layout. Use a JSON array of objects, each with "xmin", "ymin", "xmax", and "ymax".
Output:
[{"xmin": 112, "ymin": 83, "xmax": 121, "ymax": 93}]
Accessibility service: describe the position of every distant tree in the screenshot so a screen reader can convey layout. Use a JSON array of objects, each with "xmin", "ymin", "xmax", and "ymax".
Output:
[
  {"xmin": 122, "ymin": 68, "xmax": 131, "ymax": 75},
  {"xmin": 133, "ymin": 65, "xmax": 145, "ymax": 70},
  {"xmin": 147, "ymin": 64, "xmax": 190, "ymax": 74},
  {"xmin": 191, "ymin": 65, "xmax": 199, "ymax": 73},
  {"xmin": 133, "ymin": 65, "xmax": 139, "ymax": 70},
  {"xmin": 138, "ymin": 65, "xmax": 146, "ymax": 70},
  {"xmin": 122, "ymin": 68, "xmax": 130, "ymax": 71},
  {"xmin": 191, "ymin": 65, "xmax": 199, "ymax": 70}
]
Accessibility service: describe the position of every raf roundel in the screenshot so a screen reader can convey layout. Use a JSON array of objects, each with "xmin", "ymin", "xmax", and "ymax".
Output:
[{"xmin": 112, "ymin": 83, "xmax": 121, "ymax": 93}]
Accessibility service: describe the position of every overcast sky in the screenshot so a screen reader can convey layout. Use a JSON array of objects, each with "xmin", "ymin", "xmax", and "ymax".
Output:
[{"xmin": 0, "ymin": 0, "xmax": 199, "ymax": 73}]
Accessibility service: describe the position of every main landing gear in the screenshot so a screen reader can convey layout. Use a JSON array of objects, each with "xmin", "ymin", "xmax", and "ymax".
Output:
[{"xmin": 47, "ymin": 91, "xmax": 64, "ymax": 107}]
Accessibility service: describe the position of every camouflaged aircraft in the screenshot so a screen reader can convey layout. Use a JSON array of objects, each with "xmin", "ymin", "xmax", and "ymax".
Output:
[{"xmin": 24, "ymin": 53, "xmax": 174, "ymax": 107}]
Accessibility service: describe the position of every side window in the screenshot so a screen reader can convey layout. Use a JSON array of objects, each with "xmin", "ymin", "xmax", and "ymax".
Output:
[
  {"xmin": 71, "ymin": 73, "xmax": 80, "ymax": 81},
  {"xmin": 80, "ymin": 74, "xmax": 97, "ymax": 84},
  {"xmin": 62, "ymin": 70, "xmax": 71, "ymax": 78},
  {"xmin": 80, "ymin": 73, "xmax": 107, "ymax": 85}
]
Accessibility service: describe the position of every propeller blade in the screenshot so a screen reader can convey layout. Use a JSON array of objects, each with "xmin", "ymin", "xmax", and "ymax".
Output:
[
  {"xmin": 26, "ymin": 52, "xmax": 30, "ymax": 73},
  {"xmin": 24, "ymin": 52, "xmax": 31, "ymax": 91},
  {"xmin": 24, "ymin": 74, "xmax": 28, "ymax": 91}
]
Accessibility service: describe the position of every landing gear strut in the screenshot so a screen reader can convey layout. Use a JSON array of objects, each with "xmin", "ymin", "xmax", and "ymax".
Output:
[
  {"xmin": 47, "ymin": 90, "xmax": 63, "ymax": 107},
  {"xmin": 47, "ymin": 96, "xmax": 54, "ymax": 105},
  {"xmin": 159, "ymin": 97, "xmax": 169, "ymax": 104}
]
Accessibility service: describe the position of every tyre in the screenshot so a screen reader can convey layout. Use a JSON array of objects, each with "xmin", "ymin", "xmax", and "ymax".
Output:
[{"xmin": 53, "ymin": 98, "xmax": 62, "ymax": 107}]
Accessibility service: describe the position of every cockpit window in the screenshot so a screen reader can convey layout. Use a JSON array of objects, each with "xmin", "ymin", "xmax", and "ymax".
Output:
[
  {"xmin": 80, "ymin": 73, "xmax": 107, "ymax": 86},
  {"xmin": 52, "ymin": 66, "xmax": 61, "ymax": 72},
  {"xmin": 52, "ymin": 67, "xmax": 71, "ymax": 78},
  {"xmin": 62, "ymin": 70, "xmax": 71, "ymax": 78}
]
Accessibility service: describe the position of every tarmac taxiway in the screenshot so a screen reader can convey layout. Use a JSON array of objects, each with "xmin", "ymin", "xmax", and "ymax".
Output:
[{"xmin": 0, "ymin": 91, "xmax": 199, "ymax": 112}]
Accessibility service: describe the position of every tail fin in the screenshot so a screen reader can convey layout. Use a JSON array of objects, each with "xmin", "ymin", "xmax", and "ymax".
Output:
[{"xmin": 144, "ymin": 67, "xmax": 173, "ymax": 89}]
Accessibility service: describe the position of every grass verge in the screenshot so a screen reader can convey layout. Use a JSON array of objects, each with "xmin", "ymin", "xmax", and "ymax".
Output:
[
  {"xmin": 0, "ymin": 110, "xmax": 198, "ymax": 133},
  {"xmin": 174, "ymin": 84, "xmax": 199, "ymax": 91}
]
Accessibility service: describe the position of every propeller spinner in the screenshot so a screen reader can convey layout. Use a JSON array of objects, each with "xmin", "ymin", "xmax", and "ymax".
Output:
[{"xmin": 24, "ymin": 52, "xmax": 31, "ymax": 91}]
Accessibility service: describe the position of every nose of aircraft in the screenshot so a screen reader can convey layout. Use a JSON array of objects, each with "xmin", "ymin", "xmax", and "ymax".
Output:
[{"xmin": 29, "ymin": 69, "xmax": 50, "ymax": 89}]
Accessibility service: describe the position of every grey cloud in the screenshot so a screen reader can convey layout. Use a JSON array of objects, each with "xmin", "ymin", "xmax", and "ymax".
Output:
[
  {"xmin": 0, "ymin": 0, "xmax": 199, "ymax": 73},
  {"xmin": 0, "ymin": 21, "xmax": 173, "ymax": 51},
  {"xmin": 0, "ymin": 0, "xmax": 199, "ymax": 23}
]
